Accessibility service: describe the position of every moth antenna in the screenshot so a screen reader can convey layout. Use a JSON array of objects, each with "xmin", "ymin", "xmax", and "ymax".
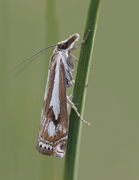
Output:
[
  {"xmin": 14, "ymin": 51, "xmax": 44, "ymax": 76},
  {"xmin": 11, "ymin": 44, "xmax": 57, "ymax": 72}
]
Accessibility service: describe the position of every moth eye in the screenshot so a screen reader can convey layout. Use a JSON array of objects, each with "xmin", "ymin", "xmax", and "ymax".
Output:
[{"xmin": 60, "ymin": 43, "xmax": 67, "ymax": 49}]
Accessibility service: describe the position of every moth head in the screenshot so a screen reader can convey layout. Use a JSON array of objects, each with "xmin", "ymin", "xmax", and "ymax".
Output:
[
  {"xmin": 57, "ymin": 43, "xmax": 67, "ymax": 50},
  {"xmin": 57, "ymin": 33, "xmax": 80, "ymax": 51}
]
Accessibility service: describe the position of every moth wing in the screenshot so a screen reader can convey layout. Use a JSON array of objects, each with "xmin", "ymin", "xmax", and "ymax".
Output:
[
  {"xmin": 67, "ymin": 55, "xmax": 74, "ymax": 71},
  {"xmin": 37, "ymin": 55, "xmax": 68, "ymax": 158}
]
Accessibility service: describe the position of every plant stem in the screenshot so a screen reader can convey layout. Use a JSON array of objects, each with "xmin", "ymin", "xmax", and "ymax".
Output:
[{"xmin": 63, "ymin": 0, "xmax": 101, "ymax": 180}]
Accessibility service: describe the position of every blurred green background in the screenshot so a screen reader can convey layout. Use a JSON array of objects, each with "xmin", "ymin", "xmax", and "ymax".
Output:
[{"xmin": 1, "ymin": 0, "xmax": 139, "ymax": 180}]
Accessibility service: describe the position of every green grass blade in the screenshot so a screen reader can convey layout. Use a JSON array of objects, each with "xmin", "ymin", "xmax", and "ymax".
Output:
[{"xmin": 63, "ymin": 0, "xmax": 101, "ymax": 180}]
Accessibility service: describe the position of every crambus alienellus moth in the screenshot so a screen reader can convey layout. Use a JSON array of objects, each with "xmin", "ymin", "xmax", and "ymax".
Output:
[{"xmin": 12, "ymin": 30, "xmax": 90, "ymax": 158}]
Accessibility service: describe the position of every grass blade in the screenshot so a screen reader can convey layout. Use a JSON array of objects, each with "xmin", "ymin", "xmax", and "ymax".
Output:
[{"xmin": 63, "ymin": 0, "xmax": 102, "ymax": 180}]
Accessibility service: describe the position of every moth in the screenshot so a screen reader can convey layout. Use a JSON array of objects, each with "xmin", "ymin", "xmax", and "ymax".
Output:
[
  {"xmin": 12, "ymin": 30, "xmax": 90, "ymax": 158},
  {"xmin": 37, "ymin": 31, "xmax": 90, "ymax": 158}
]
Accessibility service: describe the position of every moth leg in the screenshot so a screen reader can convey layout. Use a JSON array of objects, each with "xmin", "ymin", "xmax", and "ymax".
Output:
[
  {"xmin": 68, "ymin": 94, "xmax": 73, "ymax": 99},
  {"xmin": 66, "ymin": 95, "xmax": 90, "ymax": 125},
  {"xmin": 68, "ymin": 54, "xmax": 78, "ymax": 62},
  {"xmin": 72, "ymin": 79, "xmax": 75, "ymax": 84},
  {"xmin": 67, "ymin": 95, "xmax": 73, "ymax": 116},
  {"xmin": 68, "ymin": 94, "xmax": 78, "ymax": 105},
  {"xmin": 70, "ymin": 30, "xmax": 90, "ymax": 52}
]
